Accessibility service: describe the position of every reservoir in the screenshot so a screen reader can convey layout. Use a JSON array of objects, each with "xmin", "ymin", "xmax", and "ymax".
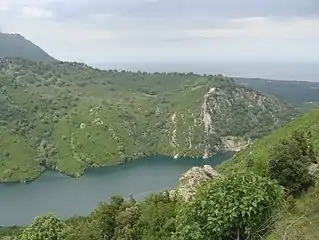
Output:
[{"xmin": 0, "ymin": 154, "xmax": 232, "ymax": 226}]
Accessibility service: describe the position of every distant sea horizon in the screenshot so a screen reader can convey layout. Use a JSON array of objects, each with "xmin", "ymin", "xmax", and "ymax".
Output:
[{"xmin": 92, "ymin": 61, "xmax": 319, "ymax": 82}]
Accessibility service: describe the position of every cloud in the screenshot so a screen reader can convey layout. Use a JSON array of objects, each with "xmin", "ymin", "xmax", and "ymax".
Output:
[
  {"xmin": 182, "ymin": 17, "xmax": 319, "ymax": 40},
  {"xmin": 0, "ymin": 0, "xmax": 318, "ymax": 63},
  {"xmin": 44, "ymin": 0, "xmax": 318, "ymax": 23},
  {"xmin": 22, "ymin": 6, "xmax": 53, "ymax": 18},
  {"xmin": 0, "ymin": 0, "xmax": 9, "ymax": 11}
]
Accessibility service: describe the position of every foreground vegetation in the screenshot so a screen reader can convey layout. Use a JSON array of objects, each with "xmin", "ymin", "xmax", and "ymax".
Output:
[
  {"xmin": 1, "ymin": 109, "xmax": 318, "ymax": 239},
  {"xmin": 1, "ymin": 173, "xmax": 285, "ymax": 240},
  {"xmin": 0, "ymin": 58, "xmax": 297, "ymax": 182}
]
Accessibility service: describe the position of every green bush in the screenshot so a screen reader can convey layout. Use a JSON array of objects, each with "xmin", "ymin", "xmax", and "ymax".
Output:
[
  {"xmin": 136, "ymin": 192, "xmax": 177, "ymax": 240},
  {"xmin": 88, "ymin": 196, "xmax": 125, "ymax": 240},
  {"xmin": 175, "ymin": 172, "xmax": 284, "ymax": 240},
  {"xmin": 20, "ymin": 214, "xmax": 66, "ymax": 240},
  {"xmin": 268, "ymin": 131, "xmax": 316, "ymax": 196}
]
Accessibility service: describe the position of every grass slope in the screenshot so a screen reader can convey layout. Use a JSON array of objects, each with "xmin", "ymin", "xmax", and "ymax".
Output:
[
  {"xmin": 267, "ymin": 185, "xmax": 319, "ymax": 240},
  {"xmin": 220, "ymin": 109, "xmax": 319, "ymax": 176},
  {"xmin": 220, "ymin": 108, "xmax": 319, "ymax": 239}
]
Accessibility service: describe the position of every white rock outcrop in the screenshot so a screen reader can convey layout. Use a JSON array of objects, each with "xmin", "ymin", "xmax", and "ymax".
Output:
[{"xmin": 171, "ymin": 165, "xmax": 221, "ymax": 201}]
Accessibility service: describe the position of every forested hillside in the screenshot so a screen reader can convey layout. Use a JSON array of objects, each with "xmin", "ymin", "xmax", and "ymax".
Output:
[
  {"xmin": 0, "ymin": 58, "xmax": 298, "ymax": 182},
  {"xmin": 2, "ymin": 109, "xmax": 318, "ymax": 240},
  {"xmin": 0, "ymin": 32, "xmax": 55, "ymax": 62}
]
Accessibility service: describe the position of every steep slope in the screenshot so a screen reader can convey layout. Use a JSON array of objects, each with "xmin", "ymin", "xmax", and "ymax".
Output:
[
  {"xmin": 220, "ymin": 109, "xmax": 319, "ymax": 239},
  {"xmin": 267, "ymin": 185, "xmax": 319, "ymax": 240},
  {"xmin": 0, "ymin": 32, "xmax": 55, "ymax": 62},
  {"xmin": 0, "ymin": 58, "xmax": 298, "ymax": 182},
  {"xmin": 220, "ymin": 109, "xmax": 319, "ymax": 175}
]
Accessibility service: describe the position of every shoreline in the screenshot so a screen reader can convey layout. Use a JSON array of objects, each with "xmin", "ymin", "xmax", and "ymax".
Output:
[
  {"xmin": 0, "ymin": 152, "xmax": 234, "ymax": 185},
  {"xmin": 0, "ymin": 152, "xmax": 234, "ymax": 227}
]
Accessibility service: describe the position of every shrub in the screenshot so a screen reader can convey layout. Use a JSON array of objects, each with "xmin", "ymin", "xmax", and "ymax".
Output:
[
  {"xmin": 136, "ymin": 192, "xmax": 177, "ymax": 240},
  {"xmin": 268, "ymin": 131, "xmax": 316, "ymax": 196},
  {"xmin": 175, "ymin": 172, "xmax": 284, "ymax": 240},
  {"xmin": 20, "ymin": 214, "xmax": 66, "ymax": 240}
]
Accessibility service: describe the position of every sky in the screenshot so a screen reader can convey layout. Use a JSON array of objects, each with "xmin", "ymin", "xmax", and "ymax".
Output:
[{"xmin": 0, "ymin": 0, "xmax": 319, "ymax": 64}]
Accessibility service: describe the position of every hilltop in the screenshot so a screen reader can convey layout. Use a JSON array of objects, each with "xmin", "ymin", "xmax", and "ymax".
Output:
[
  {"xmin": 0, "ymin": 32, "xmax": 55, "ymax": 62},
  {"xmin": 0, "ymin": 58, "xmax": 298, "ymax": 182}
]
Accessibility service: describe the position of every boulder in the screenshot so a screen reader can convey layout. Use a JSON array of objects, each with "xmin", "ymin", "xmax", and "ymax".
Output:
[{"xmin": 171, "ymin": 165, "xmax": 222, "ymax": 201}]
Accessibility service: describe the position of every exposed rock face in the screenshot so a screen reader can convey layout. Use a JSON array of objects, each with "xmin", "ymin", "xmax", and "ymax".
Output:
[
  {"xmin": 221, "ymin": 136, "xmax": 250, "ymax": 152},
  {"xmin": 171, "ymin": 165, "xmax": 222, "ymax": 201},
  {"xmin": 166, "ymin": 84, "xmax": 295, "ymax": 160}
]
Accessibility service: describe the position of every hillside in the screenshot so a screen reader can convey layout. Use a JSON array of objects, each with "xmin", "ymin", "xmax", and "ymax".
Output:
[
  {"xmin": 220, "ymin": 109, "xmax": 319, "ymax": 175},
  {"xmin": 2, "ymin": 109, "xmax": 319, "ymax": 240},
  {"xmin": 235, "ymin": 78, "xmax": 319, "ymax": 105},
  {"xmin": 0, "ymin": 32, "xmax": 55, "ymax": 62},
  {"xmin": 219, "ymin": 108, "xmax": 319, "ymax": 239},
  {"xmin": 0, "ymin": 58, "xmax": 298, "ymax": 182}
]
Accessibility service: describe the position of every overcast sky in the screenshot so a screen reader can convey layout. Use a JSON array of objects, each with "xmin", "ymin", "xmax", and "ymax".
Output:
[{"xmin": 0, "ymin": 0, "xmax": 318, "ymax": 63}]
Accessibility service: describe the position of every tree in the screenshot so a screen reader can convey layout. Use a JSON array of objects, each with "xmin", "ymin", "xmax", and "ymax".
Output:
[
  {"xmin": 114, "ymin": 205, "xmax": 140, "ymax": 240},
  {"xmin": 20, "ymin": 214, "xmax": 66, "ymax": 240},
  {"xmin": 62, "ymin": 216, "xmax": 97, "ymax": 240},
  {"xmin": 268, "ymin": 130, "xmax": 316, "ymax": 196},
  {"xmin": 88, "ymin": 196, "xmax": 125, "ymax": 240},
  {"xmin": 136, "ymin": 192, "xmax": 177, "ymax": 240},
  {"xmin": 175, "ymin": 172, "xmax": 283, "ymax": 240}
]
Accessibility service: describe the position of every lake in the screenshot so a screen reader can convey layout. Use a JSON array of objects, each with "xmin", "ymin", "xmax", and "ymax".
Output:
[{"xmin": 0, "ymin": 154, "xmax": 232, "ymax": 226}]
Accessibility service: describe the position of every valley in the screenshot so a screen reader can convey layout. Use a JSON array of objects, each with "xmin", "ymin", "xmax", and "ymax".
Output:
[
  {"xmin": 1, "ymin": 31, "xmax": 319, "ymax": 240},
  {"xmin": 0, "ymin": 154, "xmax": 231, "ymax": 226},
  {"xmin": 0, "ymin": 58, "xmax": 298, "ymax": 183}
]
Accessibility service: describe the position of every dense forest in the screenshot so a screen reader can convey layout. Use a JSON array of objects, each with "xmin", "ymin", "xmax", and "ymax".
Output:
[
  {"xmin": 1, "ymin": 109, "xmax": 318, "ymax": 240},
  {"xmin": 0, "ymin": 58, "xmax": 298, "ymax": 182}
]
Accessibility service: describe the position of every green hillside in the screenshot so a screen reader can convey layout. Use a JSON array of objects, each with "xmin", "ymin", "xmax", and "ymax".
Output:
[
  {"xmin": 219, "ymin": 108, "xmax": 319, "ymax": 239},
  {"xmin": 0, "ymin": 58, "xmax": 298, "ymax": 182},
  {"xmin": 220, "ymin": 109, "xmax": 319, "ymax": 176},
  {"xmin": 0, "ymin": 32, "xmax": 55, "ymax": 62},
  {"xmin": 266, "ymin": 185, "xmax": 319, "ymax": 240}
]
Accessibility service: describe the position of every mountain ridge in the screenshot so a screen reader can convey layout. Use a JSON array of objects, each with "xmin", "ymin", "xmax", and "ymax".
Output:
[{"xmin": 0, "ymin": 32, "xmax": 55, "ymax": 62}]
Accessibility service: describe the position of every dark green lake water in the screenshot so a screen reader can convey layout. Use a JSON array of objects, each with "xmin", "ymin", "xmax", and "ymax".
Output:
[{"xmin": 0, "ymin": 154, "xmax": 232, "ymax": 226}]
